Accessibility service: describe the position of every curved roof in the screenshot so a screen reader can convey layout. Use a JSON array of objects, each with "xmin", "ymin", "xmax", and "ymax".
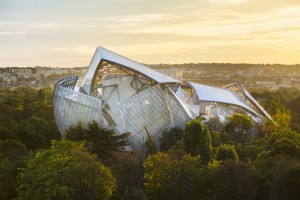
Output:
[
  {"xmin": 224, "ymin": 83, "xmax": 272, "ymax": 120},
  {"xmin": 81, "ymin": 47, "xmax": 181, "ymax": 94},
  {"xmin": 185, "ymin": 82, "xmax": 261, "ymax": 116}
]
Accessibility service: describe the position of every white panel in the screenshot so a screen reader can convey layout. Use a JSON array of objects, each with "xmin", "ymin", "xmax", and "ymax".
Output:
[
  {"xmin": 187, "ymin": 82, "xmax": 259, "ymax": 116},
  {"xmin": 81, "ymin": 48, "xmax": 102, "ymax": 94},
  {"xmin": 99, "ymin": 47, "xmax": 181, "ymax": 84},
  {"xmin": 54, "ymin": 85, "xmax": 102, "ymax": 135},
  {"xmin": 80, "ymin": 47, "xmax": 181, "ymax": 95},
  {"xmin": 120, "ymin": 86, "xmax": 172, "ymax": 149},
  {"xmin": 164, "ymin": 87, "xmax": 193, "ymax": 128}
]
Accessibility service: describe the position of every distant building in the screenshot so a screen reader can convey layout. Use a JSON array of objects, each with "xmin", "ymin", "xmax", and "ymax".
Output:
[
  {"xmin": 35, "ymin": 67, "xmax": 68, "ymax": 77},
  {"xmin": 0, "ymin": 73, "xmax": 17, "ymax": 84},
  {"xmin": 255, "ymin": 81, "xmax": 276, "ymax": 86},
  {"xmin": 236, "ymin": 67, "xmax": 263, "ymax": 77},
  {"xmin": 156, "ymin": 68, "xmax": 183, "ymax": 79}
]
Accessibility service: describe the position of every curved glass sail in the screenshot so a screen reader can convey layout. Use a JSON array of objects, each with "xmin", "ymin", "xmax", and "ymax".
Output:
[{"xmin": 53, "ymin": 46, "xmax": 272, "ymax": 150}]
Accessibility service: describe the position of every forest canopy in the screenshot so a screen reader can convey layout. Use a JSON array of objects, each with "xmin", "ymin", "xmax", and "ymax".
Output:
[{"xmin": 0, "ymin": 86, "xmax": 299, "ymax": 200}]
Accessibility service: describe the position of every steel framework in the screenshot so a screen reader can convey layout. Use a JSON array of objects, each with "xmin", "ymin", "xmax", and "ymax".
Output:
[{"xmin": 53, "ymin": 46, "xmax": 272, "ymax": 149}]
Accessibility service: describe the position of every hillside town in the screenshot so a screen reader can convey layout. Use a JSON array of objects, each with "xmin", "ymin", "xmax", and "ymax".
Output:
[{"xmin": 1, "ymin": 63, "xmax": 300, "ymax": 90}]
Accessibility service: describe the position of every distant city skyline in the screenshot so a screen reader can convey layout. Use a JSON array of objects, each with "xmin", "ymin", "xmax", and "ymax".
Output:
[{"xmin": 1, "ymin": 0, "xmax": 300, "ymax": 67}]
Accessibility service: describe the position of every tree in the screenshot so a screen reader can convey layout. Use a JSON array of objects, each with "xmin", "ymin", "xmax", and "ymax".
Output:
[
  {"xmin": 216, "ymin": 144, "xmax": 239, "ymax": 161},
  {"xmin": 38, "ymin": 89, "xmax": 47, "ymax": 105},
  {"xmin": 183, "ymin": 119, "xmax": 212, "ymax": 164},
  {"xmin": 254, "ymin": 154, "xmax": 300, "ymax": 200},
  {"xmin": 144, "ymin": 151, "xmax": 219, "ymax": 200},
  {"xmin": 160, "ymin": 127, "xmax": 184, "ymax": 151},
  {"xmin": 224, "ymin": 114, "xmax": 254, "ymax": 145},
  {"xmin": 272, "ymin": 109, "xmax": 291, "ymax": 129},
  {"xmin": 210, "ymin": 131, "xmax": 221, "ymax": 148},
  {"xmin": 287, "ymin": 96, "xmax": 300, "ymax": 132},
  {"xmin": 0, "ymin": 127, "xmax": 14, "ymax": 140},
  {"xmin": 267, "ymin": 128, "xmax": 300, "ymax": 148},
  {"xmin": 261, "ymin": 118, "xmax": 277, "ymax": 136},
  {"xmin": 206, "ymin": 116, "xmax": 223, "ymax": 133},
  {"xmin": 0, "ymin": 139, "xmax": 28, "ymax": 199},
  {"xmin": 212, "ymin": 160, "xmax": 257, "ymax": 200},
  {"xmin": 65, "ymin": 121, "xmax": 130, "ymax": 161},
  {"xmin": 0, "ymin": 139, "xmax": 27, "ymax": 162},
  {"xmin": 145, "ymin": 128, "xmax": 158, "ymax": 156},
  {"xmin": 236, "ymin": 139, "xmax": 266, "ymax": 162},
  {"xmin": 17, "ymin": 140, "xmax": 116, "ymax": 200},
  {"xmin": 3, "ymin": 97, "xmax": 23, "ymax": 110},
  {"xmin": 109, "ymin": 151, "xmax": 145, "ymax": 200},
  {"xmin": 143, "ymin": 152, "xmax": 181, "ymax": 200},
  {"xmin": 16, "ymin": 116, "xmax": 61, "ymax": 150},
  {"xmin": 272, "ymin": 166, "xmax": 300, "ymax": 200},
  {"xmin": 263, "ymin": 91, "xmax": 287, "ymax": 116},
  {"xmin": 269, "ymin": 138, "xmax": 300, "ymax": 159},
  {"xmin": 0, "ymin": 159, "xmax": 15, "ymax": 200}
]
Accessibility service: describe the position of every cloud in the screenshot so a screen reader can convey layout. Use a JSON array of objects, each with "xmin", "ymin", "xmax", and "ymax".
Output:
[
  {"xmin": 1, "ymin": 0, "xmax": 300, "ymax": 66},
  {"xmin": 52, "ymin": 45, "xmax": 95, "ymax": 55},
  {"xmin": 209, "ymin": 0, "xmax": 248, "ymax": 4},
  {"xmin": 0, "ymin": 31, "xmax": 26, "ymax": 35}
]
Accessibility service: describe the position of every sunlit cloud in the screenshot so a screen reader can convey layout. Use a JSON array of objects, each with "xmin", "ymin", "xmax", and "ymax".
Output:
[
  {"xmin": 0, "ymin": 0, "xmax": 300, "ymax": 66},
  {"xmin": 0, "ymin": 31, "xmax": 27, "ymax": 35},
  {"xmin": 209, "ymin": 0, "xmax": 248, "ymax": 4},
  {"xmin": 52, "ymin": 45, "xmax": 95, "ymax": 55}
]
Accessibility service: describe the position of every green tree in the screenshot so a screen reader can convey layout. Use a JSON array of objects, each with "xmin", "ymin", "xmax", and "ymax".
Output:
[
  {"xmin": 212, "ymin": 160, "xmax": 257, "ymax": 200},
  {"xmin": 183, "ymin": 119, "xmax": 212, "ymax": 164},
  {"xmin": 4, "ymin": 97, "xmax": 23, "ymax": 110},
  {"xmin": 17, "ymin": 140, "xmax": 116, "ymax": 200},
  {"xmin": 0, "ymin": 139, "xmax": 27, "ymax": 162},
  {"xmin": 109, "ymin": 151, "xmax": 145, "ymax": 200},
  {"xmin": 269, "ymin": 138, "xmax": 300, "ymax": 159},
  {"xmin": 0, "ymin": 127, "xmax": 14, "ymax": 140},
  {"xmin": 254, "ymin": 154, "xmax": 300, "ymax": 200},
  {"xmin": 261, "ymin": 118, "xmax": 277, "ymax": 136},
  {"xmin": 224, "ymin": 114, "xmax": 254, "ymax": 145},
  {"xmin": 210, "ymin": 131, "xmax": 221, "ymax": 148},
  {"xmin": 287, "ymin": 95, "xmax": 300, "ymax": 132},
  {"xmin": 144, "ymin": 127, "xmax": 158, "ymax": 156},
  {"xmin": 216, "ymin": 144, "xmax": 239, "ymax": 161},
  {"xmin": 144, "ymin": 152, "xmax": 181, "ymax": 200},
  {"xmin": 267, "ymin": 128, "xmax": 300, "ymax": 148},
  {"xmin": 236, "ymin": 138, "xmax": 266, "ymax": 162},
  {"xmin": 263, "ymin": 91, "xmax": 287, "ymax": 116},
  {"xmin": 17, "ymin": 116, "xmax": 61, "ymax": 150},
  {"xmin": 65, "ymin": 121, "xmax": 130, "ymax": 161},
  {"xmin": 144, "ymin": 151, "xmax": 220, "ymax": 200},
  {"xmin": 206, "ymin": 116, "xmax": 223, "ymax": 133},
  {"xmin": 38, "ymin": 89, "xmax": 47, "ymax": 105},
  {"xmin": 160, "ymin": 127, "xmax": 183, "ymax": 151},
  {"xmin": 0, "ymin": 159, "xmax": 15, "ymax": 200},
  {"xmin": 272, "ymin": 109, "xmax": 292, "ymax": 130},
  {"xmin": 272, "ymin": 166, "xmax": 300, "ymax": 200}
]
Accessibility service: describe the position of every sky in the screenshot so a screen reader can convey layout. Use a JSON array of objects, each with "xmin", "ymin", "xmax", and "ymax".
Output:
[{"xmin": 0, "ymin": 0, "xmax": 300, "ymax": 67}]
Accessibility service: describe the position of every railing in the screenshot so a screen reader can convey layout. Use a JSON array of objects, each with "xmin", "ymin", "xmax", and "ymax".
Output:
[
  {"xmin": 55, "ymin": 76, "xmax": 78, "ymax": 90},
  {"xmin": 53, "ymin": 76, "xmax": 102, "ymax": 135}
]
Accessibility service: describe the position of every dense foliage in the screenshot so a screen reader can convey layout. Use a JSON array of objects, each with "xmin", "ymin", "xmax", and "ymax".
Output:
[
  {"xmin": 224, "ymin": 114, "xmax": 254, "ymax": 145},
  {"xmin": 17, "ymin": 140, "xmax": 116, "ymax": 200},
  {"xmin": 0, "ymin": 86, "xmax": 299, "ymax": 200},
  {"xmin": 183, "ymin": 119, "xmax": 212, "ymax": 164},
  {"xmin": 216, "ymin": 144, "xmax": 239, "ymax": 161},
  {"xmin": 65, "ymin": 121, "xmax": 130, "ymax": 161}
]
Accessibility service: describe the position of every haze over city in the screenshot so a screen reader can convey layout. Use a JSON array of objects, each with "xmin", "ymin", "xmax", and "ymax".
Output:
[{"xmin": 1, "ymin": 0, "xmax": 300, "ymax": 67}]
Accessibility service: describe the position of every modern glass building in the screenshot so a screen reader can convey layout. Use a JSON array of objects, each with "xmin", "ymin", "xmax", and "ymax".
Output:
[{"xmin": 53, "ymin": 46, "xmax": 272, "ymax": 149}]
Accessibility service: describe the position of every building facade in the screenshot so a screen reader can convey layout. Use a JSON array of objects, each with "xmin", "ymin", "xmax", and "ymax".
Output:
[{"xmin": 53, "ymin": 47, "xmax": 272, "ymax": 150}]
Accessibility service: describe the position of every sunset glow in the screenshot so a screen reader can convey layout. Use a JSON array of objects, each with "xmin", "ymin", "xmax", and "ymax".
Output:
[{"xmin": 1, "ymin": 0, "xmax": 300, "ymax": 67}]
